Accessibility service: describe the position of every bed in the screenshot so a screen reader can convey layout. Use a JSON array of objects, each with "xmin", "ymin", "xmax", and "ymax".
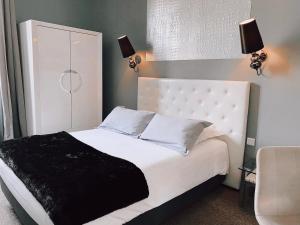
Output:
[{"xmin": 0, "ymin": 77, "xmax": 250, "ymax": 225}]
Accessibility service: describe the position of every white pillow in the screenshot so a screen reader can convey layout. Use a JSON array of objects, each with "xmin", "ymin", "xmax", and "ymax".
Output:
[
  {"xmin": 99, "ymin": 107, "xmax": 155, "ymax": 136},
  {"xmin": 139, "ymin": 114, "xmax": 209, "ymax": 155},
  {"xmin": 195, "ymin": 125, "xmax": 225, "ymax": 145}
]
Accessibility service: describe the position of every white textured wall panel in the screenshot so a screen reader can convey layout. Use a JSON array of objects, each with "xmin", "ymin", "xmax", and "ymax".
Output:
[{"xmin": 147, "ymin": 0, "xmax": 251, "ymax": 61}]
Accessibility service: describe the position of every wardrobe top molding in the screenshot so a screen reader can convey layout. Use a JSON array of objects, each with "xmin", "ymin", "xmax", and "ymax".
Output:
[{"xmin": 20, "ymin": 20, "xmax": 102, "ymax": 37}]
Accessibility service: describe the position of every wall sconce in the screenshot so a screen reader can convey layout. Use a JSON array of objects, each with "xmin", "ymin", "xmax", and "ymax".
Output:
[
  {"xmin": 239, "ymin": 18, "xmax": 267, "ymax": 76},
  {"xmin": 118, "ymin": 35, "xmax": 141, "ymax": 72}
]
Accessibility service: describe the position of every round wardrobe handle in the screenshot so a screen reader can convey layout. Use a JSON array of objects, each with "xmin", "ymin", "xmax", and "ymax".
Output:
[
  {"xmin": 69, "ymin": 70, "xmax": 83, "ymax": 93},
  {"xmin": 59, "ymin": 72, "xmax": 71, "ymax": 94}
]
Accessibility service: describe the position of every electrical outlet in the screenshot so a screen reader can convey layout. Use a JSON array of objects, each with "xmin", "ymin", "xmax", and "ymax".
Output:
[{"xmin": 247, "ymin": 138, "xmax": 256, "ymax": 146}]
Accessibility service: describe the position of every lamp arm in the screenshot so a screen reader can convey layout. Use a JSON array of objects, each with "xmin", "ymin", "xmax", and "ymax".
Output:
[
  {"xmin": 128, "ymin": 55, "xmax": 142, "ymax": 73},
  {"xmin": 249, "ymin": 50, "xmax": 267, "ymax": 76},
  {"xmin": 128, "ymin": 56, "xmax": 137, "ymax": 69}
]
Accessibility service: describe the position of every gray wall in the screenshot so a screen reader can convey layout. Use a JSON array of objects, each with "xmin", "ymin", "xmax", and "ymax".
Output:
[
  {"xmin": 93, "ymin": 0, "xmax": 300, "ymax": 156},
  {"xmin": 91, "ymin": 0, "xmax": 147, "ymax": 117},
  {"xmin": 15, "ymin": 0, "xmax": 300, "ymax": 155},
  {"xmin": 15, "ymin": 0, "xmax": 95, "ymax": 29}
]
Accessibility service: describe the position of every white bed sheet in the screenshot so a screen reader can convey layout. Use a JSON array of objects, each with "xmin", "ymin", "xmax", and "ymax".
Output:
[{"xmin": 0, "ymin": 128, "xmax": 229, "ymax": 225}]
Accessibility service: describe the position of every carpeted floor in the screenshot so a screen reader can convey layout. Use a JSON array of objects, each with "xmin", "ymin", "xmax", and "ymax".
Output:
[
  {"xmin": 0, "ymin": 187, "xmax": 20, "ymax": 225},
  {"xmin": 0, "ymin": 186, "xmax": 257, "ymax": 225},
  {"xmin": 163, "ymin": 186, "xmax": 258, "ymax": 225}
]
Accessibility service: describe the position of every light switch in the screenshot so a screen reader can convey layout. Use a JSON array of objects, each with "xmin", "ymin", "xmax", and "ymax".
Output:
[{"xmin": 247, "ymin": 138, "xmax": 256, "ymax": 146}]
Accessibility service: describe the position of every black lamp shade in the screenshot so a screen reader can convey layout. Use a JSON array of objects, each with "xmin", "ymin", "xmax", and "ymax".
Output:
[
  {"xmin": 118, "ymin": 35, "xmax": 136, "ymax": 58},
  {"xmin": 239, "ymin": 18, "xmax": 264, "ymax": 54}
]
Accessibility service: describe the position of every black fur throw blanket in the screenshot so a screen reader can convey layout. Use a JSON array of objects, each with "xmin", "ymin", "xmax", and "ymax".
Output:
[{"xmin": 0, "ymin": 132, "xmax": 149, "ymax": 225}]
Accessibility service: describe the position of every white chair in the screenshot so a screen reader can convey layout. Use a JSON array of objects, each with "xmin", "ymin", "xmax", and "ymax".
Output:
[{"xmin": 255, "ymin": 147, "xmax": 300, "ymax": 225}]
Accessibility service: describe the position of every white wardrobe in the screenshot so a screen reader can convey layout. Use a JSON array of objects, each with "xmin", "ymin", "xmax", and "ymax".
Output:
[{"xmin": 19, "ymin": 20, "xmax": 102, "ymax": 135}]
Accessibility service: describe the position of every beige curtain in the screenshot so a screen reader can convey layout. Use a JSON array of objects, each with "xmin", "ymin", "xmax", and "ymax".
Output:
[{"xmin": 0, "ymin": 0, "xmax": 27, "ymax": 140}]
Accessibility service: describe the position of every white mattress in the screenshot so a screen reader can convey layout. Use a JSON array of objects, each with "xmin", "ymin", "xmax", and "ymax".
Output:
[{"xmin": 0, "ymin": 128, "xmax": 229, "ymax": 225}]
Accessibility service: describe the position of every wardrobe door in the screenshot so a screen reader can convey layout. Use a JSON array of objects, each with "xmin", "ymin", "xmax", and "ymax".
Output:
[
  {"xmin": 70, "ymin": 32, "xmax": 102, "ymax": 131},
  {"xmin": 36, "ymin": 26, "xmax": 72, "ymax": 134}
]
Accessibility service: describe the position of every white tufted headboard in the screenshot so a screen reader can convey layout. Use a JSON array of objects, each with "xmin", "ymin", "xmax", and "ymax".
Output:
[{"xmin": 138, "ymin": 77, "xmax": 250, "ymax": 189}]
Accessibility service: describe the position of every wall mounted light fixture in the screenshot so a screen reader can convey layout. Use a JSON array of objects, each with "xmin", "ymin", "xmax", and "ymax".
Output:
[
  {"xmin": 239, "ymin": 18, "xmax": 267, "ymax": 76},
  {"xmin": 118, "ymin": 35, "xmax": 141, "ymax": 72}
]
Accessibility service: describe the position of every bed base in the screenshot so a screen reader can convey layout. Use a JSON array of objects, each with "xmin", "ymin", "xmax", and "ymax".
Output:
[{"xmin": 1, "ymin": 175, "xmax": 225, "ymax": 225}]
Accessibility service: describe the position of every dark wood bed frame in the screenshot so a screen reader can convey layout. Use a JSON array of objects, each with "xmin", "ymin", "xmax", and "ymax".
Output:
[{"xmin": 1, "ymin": 175, "xmax": 225, "ymax": 225}]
